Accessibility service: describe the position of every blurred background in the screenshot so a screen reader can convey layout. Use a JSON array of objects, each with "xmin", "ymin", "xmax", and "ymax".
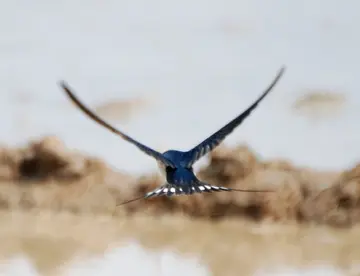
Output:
[{"xmin": 0, "ymin": 0, "xmax": 360, "ymax": 275}]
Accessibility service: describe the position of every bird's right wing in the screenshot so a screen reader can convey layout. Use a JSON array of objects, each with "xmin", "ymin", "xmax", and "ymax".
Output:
[
  {"xmin": 183, "ymin": 66, "xmax": 285, "ymax": 167},
  {"xmin": 59, "ymin": 81, "xmax": 175, "ymax": 168}
]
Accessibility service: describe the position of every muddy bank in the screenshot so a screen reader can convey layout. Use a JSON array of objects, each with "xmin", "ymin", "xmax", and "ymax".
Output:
[{"xmin": 0, "ymin": 136, "xmax": 359, "ymax": 227}]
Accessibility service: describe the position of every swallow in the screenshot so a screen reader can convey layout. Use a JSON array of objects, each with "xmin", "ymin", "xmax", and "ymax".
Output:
[{"xmin": 59, "ymin": 66, "xmax": 285, "ymax": 205}]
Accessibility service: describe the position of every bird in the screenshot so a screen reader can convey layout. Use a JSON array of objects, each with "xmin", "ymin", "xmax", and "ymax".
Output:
[{"xmin": 59, "ymin": 66, "xmax": 285, "ymax": 206}]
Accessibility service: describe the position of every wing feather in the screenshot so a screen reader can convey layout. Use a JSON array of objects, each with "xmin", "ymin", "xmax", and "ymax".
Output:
[{"xmin": 59, "ymin": 81, "xmax": 175, "ymax": 168}]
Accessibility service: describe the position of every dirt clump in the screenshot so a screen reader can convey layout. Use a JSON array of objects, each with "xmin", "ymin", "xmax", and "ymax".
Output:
[
  {"xmin": 0, "ymin": 136, "xmax": 136, "ymax": 214},
  {"xmin": 0, "ymin": 136, "xmax": 107, "ymax": 182}
]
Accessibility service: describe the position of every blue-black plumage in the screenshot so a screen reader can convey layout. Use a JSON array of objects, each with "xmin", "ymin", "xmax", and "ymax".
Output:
[{"xmin": 59, "ymin": 66, "xmax": 285, "ymax": 205}]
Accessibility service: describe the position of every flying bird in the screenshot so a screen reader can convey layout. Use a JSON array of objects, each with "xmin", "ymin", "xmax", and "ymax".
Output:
[{"xmin": 59, "ymin": 66, "xmax": 285, "ymax": 205}]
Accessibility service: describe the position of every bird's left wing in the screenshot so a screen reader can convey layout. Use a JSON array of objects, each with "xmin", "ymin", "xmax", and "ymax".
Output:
[
  {"xmin": 59, "ymin": 81, "xmax": 175, "ymax": 168},
  {"xmin": 183, "ymin": 66, "xmax": 285, "ymax": 167}
]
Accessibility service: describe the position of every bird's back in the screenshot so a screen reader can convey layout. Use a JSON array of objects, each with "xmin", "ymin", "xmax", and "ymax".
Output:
[{"xmin": 162, "ymin": 150, "xmax": 189, "ymax": 168}]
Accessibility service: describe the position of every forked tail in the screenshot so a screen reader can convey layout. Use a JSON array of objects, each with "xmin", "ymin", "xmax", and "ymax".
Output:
[{"xmin": 116, "ymin": 183, "xmax": 273, "ymax": 206}]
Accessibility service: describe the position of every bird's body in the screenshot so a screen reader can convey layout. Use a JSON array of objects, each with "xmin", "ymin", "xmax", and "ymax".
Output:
[
  {"xmin": 155, "ymin": 150, "xmax": 229, "ymax": 196},
  {"xmin": 59, "ymin": 66, "xmax": 286, "ymax": 205}
]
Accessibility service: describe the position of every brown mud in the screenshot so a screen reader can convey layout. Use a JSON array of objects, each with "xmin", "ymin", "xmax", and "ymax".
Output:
[{"xmin": 0, "ymin": 136, "xmax": 359, "ymax": 227}]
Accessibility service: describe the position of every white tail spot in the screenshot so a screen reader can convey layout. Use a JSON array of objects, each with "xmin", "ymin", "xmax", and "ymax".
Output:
[
  {"xmin": 146, "ymin": 192, "xmax": 155, "ymax": 197},
  {"xmin": 199, "ymin": 186, "xmax": 205, "ymax": 191},
  {"xmin": 170, "ymin": 187, "xmax": 176, "ymax": 193}
]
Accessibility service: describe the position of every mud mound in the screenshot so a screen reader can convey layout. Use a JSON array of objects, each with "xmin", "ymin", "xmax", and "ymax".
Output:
[
  {"xmin": 0, "ymin": 136, "xmax": 106, "ymax": 182},
  {"xmin": 0, "ymin": 136, "xmax": 136, "ymax": 214},
  {"xmin": 0, "ymin": 136, "xmax": 359, "ymax": 226},
  {"xmin": 301, "ymin": 164, "xmax": 360, "ymax": 227}
]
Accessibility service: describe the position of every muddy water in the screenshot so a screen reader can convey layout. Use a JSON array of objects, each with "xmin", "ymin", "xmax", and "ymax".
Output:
[{"xmin": 0, "ymin": 211, "xmax": 359, "ymax": 276}]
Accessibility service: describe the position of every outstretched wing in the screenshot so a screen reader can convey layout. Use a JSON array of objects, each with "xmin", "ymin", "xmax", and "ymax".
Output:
[
  {"xmin": 59, "ymin": 81, "xmax": 175, "ymax": 168},
  {"xmin": 183, "ymin": 66, "xmax": 286, "ymax": 167}
]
